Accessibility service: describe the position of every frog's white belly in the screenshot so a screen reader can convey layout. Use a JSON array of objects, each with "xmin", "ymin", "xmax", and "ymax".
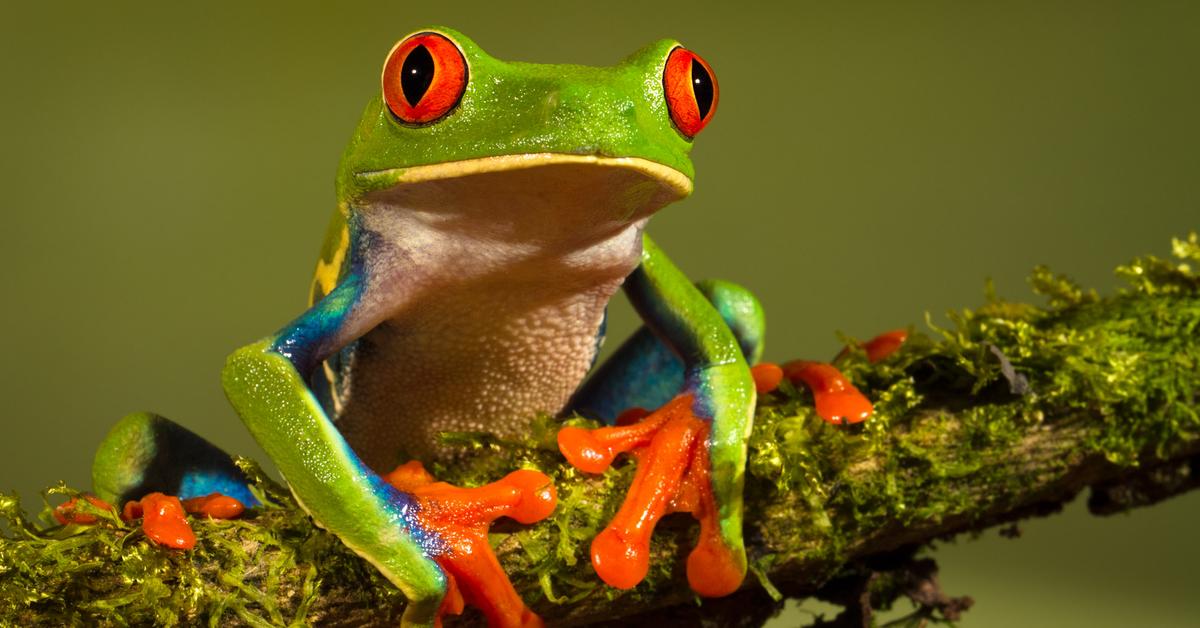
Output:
[
  {"xmin": 332, "ymin": 224, "xmax": 647, "ymax": 471},
  {"xmin": 334, "ymin": 278, "xmax": 619, "ymax": 470}
]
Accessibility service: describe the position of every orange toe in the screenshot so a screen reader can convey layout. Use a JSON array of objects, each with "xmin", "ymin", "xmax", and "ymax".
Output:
[
  {"xmin": 813, "ymin": 389, "xmax": 873, "ymax": 424},
  {"xmin": 557, "ymin": 427, "xmax": 619, "ymax": 474},
  {"xmin": 591, "ymin": 527, "xmax": 649, "ymax": 590},
  {"xmin": 863, "ymin": 329, "xmax": 908, "ymax": 363},
  {"xmin": 750, "ymin": 362, "xmax": 784, "ymax": 394},
  {"xmin": 125, "ymin": 492, "xmax": 196, "ymax": 550},
  {"xmin": 182, "ymin": 493, "xmax": 245, "ymax": 519},
  {"xmin": 496, "ymin": 469, "xmax": 557, "ymax": 524},
  {"xmin": 557, "ymin": 408, "xmax": 672, "ymax": 475},
  {"xmin": 687, "ymin": 540, "xmax": 744, "ymax": 597}
]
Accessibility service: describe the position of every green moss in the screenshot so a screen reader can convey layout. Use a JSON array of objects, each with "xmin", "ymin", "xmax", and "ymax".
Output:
[
  {"xmin": 1, "ymin": 462, "xmax": 407, "ymax": 626},
  {"xmin": 746, "ymin": 233, "xmax": 1198, "ymax": 585},
  {"xmin": 2, "ymin": 233, "xmax": 1197, "ymax": 625}
]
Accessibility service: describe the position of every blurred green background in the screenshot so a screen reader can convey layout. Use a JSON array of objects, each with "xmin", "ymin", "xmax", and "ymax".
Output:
[{"xmin": 2, "ymin": 1, "xmax": 1196, "ymax": 625}]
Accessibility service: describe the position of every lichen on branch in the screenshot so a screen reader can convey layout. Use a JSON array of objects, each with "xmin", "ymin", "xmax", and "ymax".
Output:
[{"xmin": 2, "ymin": 233, "xmax": 1197, "ymax": 626}]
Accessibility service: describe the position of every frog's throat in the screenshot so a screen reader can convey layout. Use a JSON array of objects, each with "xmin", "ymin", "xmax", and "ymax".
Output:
[{"xmin": 353, "ymin": 153, "xmax": 693, "ymax": 199}]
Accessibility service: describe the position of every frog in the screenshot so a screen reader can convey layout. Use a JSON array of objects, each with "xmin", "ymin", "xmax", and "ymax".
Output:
[{"xmin": 90, "ymin": 26, "xmax": 765, "ymax": 627}]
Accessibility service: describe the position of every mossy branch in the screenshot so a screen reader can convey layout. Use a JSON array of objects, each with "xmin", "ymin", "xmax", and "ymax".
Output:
[{"xmin": 2, "ymin": 234, "xmax": 1198, "ymax": 627}]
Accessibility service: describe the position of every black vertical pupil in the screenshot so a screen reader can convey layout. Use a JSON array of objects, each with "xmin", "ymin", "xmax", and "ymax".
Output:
[
  {"xmin": 690, "ymin": 58, "xmax": 713, "ymax": 120},
  {"xmin": 400, "ymin": 44, "xmax": 435, "ymax": 107}
]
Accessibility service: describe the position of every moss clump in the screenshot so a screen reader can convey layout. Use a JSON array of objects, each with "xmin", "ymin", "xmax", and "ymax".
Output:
[
  {"xmin": 1, "ymin": 463, "xmax": 406, "ymax": 626},
  {"xmin": 747, "ymin": 232, "xmax": 1197, "ymax": 560},
  {"xmin": 2, "ymin": 233, "xmax": 1197, "ymax": 626}
]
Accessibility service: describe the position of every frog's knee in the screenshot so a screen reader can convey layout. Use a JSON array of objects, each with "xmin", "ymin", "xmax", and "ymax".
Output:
[
  {"xmin": 220, "ymin": 339, "xmax": 308, "ymax": 416},
  {"xmin": 696, "ymin": 279, "xmax": 765, "ymax": 364}
]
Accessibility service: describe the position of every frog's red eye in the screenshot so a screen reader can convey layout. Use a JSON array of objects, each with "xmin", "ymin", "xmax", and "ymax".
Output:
[
  {"xmin": 382, "ymin": 32, "xmax": 467, "ymax": 125},
  {"xmin": 663, "ymin": 47, "xmax": 718, "ymax": 138}
]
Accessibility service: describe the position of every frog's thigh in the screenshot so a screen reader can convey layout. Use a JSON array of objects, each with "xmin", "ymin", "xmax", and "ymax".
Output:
[
  {"xmin": 567, "ymin": 279, "xmax": 764, "ymax": 422},
  {"xmin": 91, "ymin": 412, "xmax": 258, "ymax": 506}
]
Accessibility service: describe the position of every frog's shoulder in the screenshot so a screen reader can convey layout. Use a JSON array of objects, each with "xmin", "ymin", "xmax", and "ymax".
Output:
[{"xmin": 309, "ymin": 203, "xmax": 353, "ymax": 305}]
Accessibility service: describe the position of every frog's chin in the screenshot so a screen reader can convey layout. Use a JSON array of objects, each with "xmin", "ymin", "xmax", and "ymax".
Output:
[{"xmin": 354, "ymin": 153, "xmax": 693, "ymax": 227}]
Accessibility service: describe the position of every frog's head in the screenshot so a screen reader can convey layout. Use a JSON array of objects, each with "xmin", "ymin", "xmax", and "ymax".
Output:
[{"xmin": 336, "ymin": 27, "xmax": 718, "ymax": 235}]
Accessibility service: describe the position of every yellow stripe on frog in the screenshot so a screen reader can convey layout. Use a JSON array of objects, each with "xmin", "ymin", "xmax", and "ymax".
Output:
[{"xmin": 309, "ymin": 204, "xmax": 351, "ymax": 306}]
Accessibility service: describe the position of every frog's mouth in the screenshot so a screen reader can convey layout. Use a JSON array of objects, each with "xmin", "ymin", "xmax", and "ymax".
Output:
[{"xmin": 354, "ymin": 153, "xmax": 693, "ymax": 226}]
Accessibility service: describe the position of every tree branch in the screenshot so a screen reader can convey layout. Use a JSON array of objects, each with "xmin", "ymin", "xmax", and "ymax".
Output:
[{"xmin": 2, "ymin": 234, "xmax": 1197, "ymax": 626}]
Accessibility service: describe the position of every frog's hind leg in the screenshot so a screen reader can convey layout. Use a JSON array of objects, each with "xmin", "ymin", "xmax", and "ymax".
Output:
[
  {"xmin": 91, "ymin": 412, "xmax": 258, "ymax": 507},
  {"xmin": 567, "ymin": 278, "xmax": 765, "ymax": 422}
]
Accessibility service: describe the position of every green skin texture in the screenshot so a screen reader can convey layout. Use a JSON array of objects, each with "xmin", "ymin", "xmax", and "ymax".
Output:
[{"xmin": 216, "ymin": 27, "xmax": 756, "ymax": 626}]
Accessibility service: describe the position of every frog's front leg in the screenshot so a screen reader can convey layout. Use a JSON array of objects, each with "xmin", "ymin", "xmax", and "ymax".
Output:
[
  {"xmin": 222, "ymin": 271, "xmax": 551, "ymax": 628},
  {"xmin": 557, "ymin": 234, "xmax": 756, "ymax": 597},
  {"xmin": 567, "ymin": 278, "xmax": 764, "ymax": 422}
]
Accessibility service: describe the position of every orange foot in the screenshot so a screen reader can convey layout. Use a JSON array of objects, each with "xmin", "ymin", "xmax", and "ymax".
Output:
[
  {"xmin": 556, "ymin": 394, "xmax": 744, "ymax": 597},
  {"xmin": 754, "ymin": 329, "xmax": 910, "ymax": 424},
  {"xmin": 754, "ymin": 359, "xmax": 875, "ymax": 424},
  {"xmin": 55, "ymin": 492, "xmax": 245, "ymax": 551},
  {"xmin": 121, "ymin": 492, "xmax": 247, "ymax": 550},
  {"xmin": 384, "ymin": 461, "xmax": 557, "ymax": 628}
]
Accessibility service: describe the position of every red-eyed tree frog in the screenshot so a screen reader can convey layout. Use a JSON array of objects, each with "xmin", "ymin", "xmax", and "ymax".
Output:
[{"xmin": 91, "ymin": 27, "xmax": 765, "ymax": 627}]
